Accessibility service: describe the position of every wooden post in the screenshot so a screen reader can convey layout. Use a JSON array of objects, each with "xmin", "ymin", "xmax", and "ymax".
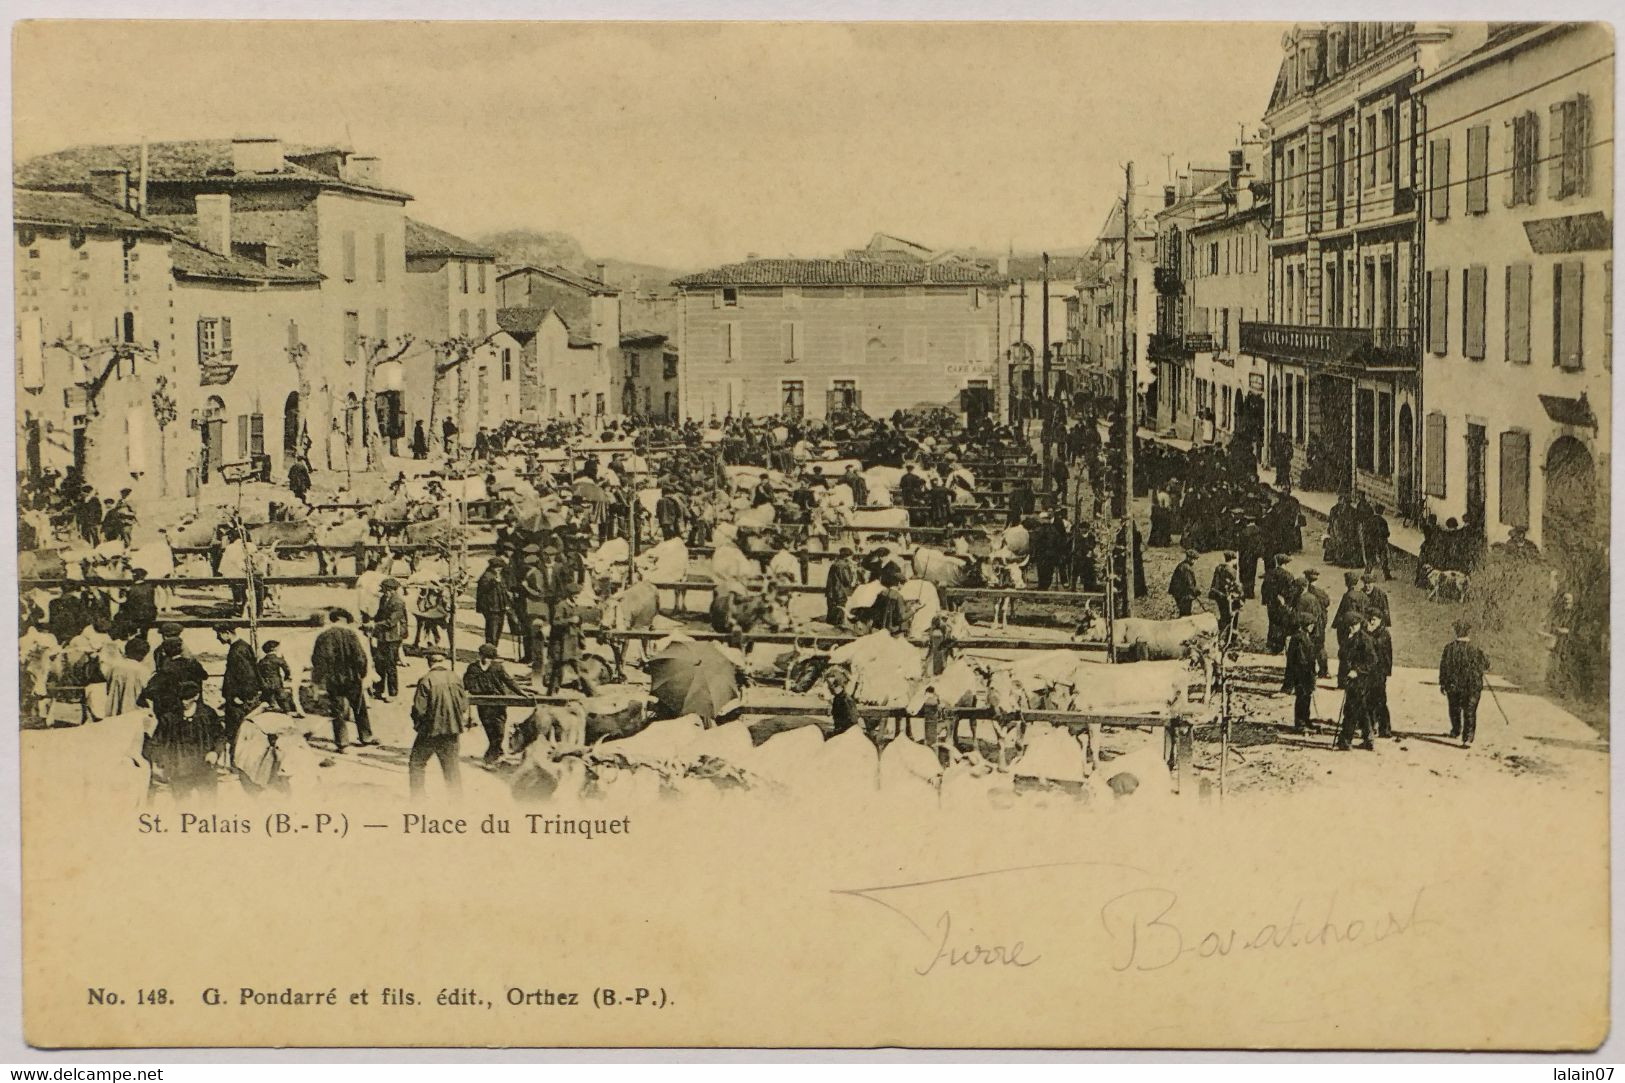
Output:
[{"xmin": 1119, "ymin": 163, "xmax": 1137, "ymax": 620}]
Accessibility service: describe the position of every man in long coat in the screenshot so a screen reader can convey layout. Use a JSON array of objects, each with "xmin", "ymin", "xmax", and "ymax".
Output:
[
  {"xmin": 1167, "ymin": 549, "xmax": 1201, "ymax": 617},
  {"xmin": 824, "ymin": 547, "xmax": 860, "ymax": 627},
  {"xmin": 408, "ymin": 649, "xmax": 471, "ymax": 797},
  {"xmin": 310, "ymin": 608, "xmax": 372, "ymax": 751}
]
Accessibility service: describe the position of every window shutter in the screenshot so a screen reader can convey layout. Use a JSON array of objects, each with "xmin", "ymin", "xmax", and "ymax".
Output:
[
  {"xmin": 1506, "ymin": 263, "xmax": 1531, "ymax": 364},
  {"xmin": 220, "ymin": 317, "xmax": 233, "ymax": 359},
  {"xmin": 1466, "ymin": 124, "xmax": 1489, "ymax": 213},
  {"xmin": 1424, "ymin": 412, "xmax": 1447, "ymax": 496},
  {"xmin": 237, "ymin": 415, "xmax": 249, "ymax": 459},
  {"xmin": 1502, "ymin": 118, "xmax": 1518, "ymax": 208},
  {"xmin": 1499, "ymin": 431, "xmax": 1530, "ymax": 529},
  {"xmin": 342, "ymin": 231, "xmax": 357, "ymax": 281},
  {"xmin": 1574, "ymin": 93, "xmax": 1592, "ymax": 196},
  {"xmin": 1429, "ymin": 138, "xmax": 1450, "ymax": 220},
  {"xmin": 287, "ymin": 319, "xmax": 300, "ymax": 353},
  {"xmin": 375, "ymin": 233, "xmax": 386, "ymax": 282},
  {"xmin": 196, "ymin": 319, "xmax": 209, "ymax": 364},
  {"xmin": 1549, "ymin": 101, "xmax": 1567, "ymax": 197},
  {"xmin": 1558, "ymin": 261, "xmax": 1584, "ymax": 369},
  {"xmin": 1465, "ymin": 266, "xmax": 1487, "ymax": 359},
  {"xmin": 1428, "ymin": 269, "xmax": 1448, "ymax": 355},
  {"xmin": 250, "ymin": 413, "xmax": 265, "ymax": 458},
  {"xmin": 781, "ymin": 322, "xmax": 794, "ymax": 361}
]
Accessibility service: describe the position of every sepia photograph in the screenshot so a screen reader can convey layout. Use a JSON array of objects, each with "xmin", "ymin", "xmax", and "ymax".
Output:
[{"xmin": 4, "ymin": 14, "xmax": 1616, "ymax": 1058}]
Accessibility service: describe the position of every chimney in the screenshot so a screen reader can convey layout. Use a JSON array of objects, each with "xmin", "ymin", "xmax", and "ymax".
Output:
[
  {"xmin": 1229, "ymin": 148, "xmax": 1245, "ymax": 189},
  {"xmin": 88, "ymin": 168, "xmax": 131, "ymax": 210},
  {"xmin": 194, "ymin": 194, "xmax": 232, "ymax": 255},
  {"xmin": 261, "ymin": 241, "xmax": 279, "ymax": 268},
  {"xmin": 1163, "ymin": 185, "xmax": 1177, "ymax": 208},
  {"xmin": 231, "ymin": 136, "xmax": 284, "ymax": 174},
  {"xmin": 595, "ymin": 261, "xmax": 608, "ymax": 284},
  {"xmin": 347, "ymin": 155, "xmax": 382, "ymax": 186}
]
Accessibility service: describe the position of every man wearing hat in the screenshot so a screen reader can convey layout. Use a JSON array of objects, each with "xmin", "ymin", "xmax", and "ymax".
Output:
[
  {"xmin": 407, "ymin": 649, "xmax": 471, "ymax": 797},
  {"xmin": 1360, "ymin": 569, "xmax": 1391, "ymax": 629},
  {"xmin": 1300, "ymin": 569, "xmax": 1331, "ymax": 677},
  {"xmin": 1333, "ymin": 570, "xmax": 1370, "ymax": 689},
  {"xmin": 462, "ymin": 644, "xmax": 524, "ymax": 764},
  {"xmin": 75, "ymin": 484, "xmax": 102, "ymax": 546},
  {"xmin": 475, "ymin": 556, "xmax": 513, "ymax": 651},
  {"xmin": 1438, "ymin": 619, "xmax": 1490, "ymax": 748},
  {"xmin": 310, "ymin": 608, "xmax": 374, "ymax": 752},
  {"xmin": 111, "ymin": 566, "xmax": 158, "ymax": 643},
  {"xmin": 368, "ymin": 578, "xmax": 408, "ymax": 702},
  {"xmin": 1282, "ymin": 613, "xmax": 1320, "ymax": 733},
  {"xmin": 1176, "ymin": 549, "xmax": 1202, "ymax": 614},
  {"xmin": 1207, "ymin": 551, "xmax": 1243, "ymax": 639},
  {"xmin": 217, "ymin": 624, "xmax": 263, "ymax": 761},
  {"xmin": 140, "ymin": 623, "xmax": 209, "ymax": 721},
  {"xmin": 1259, "ymin": 554, "xmax": 1294, "ymax": 653},
  {"xmin": 148, "ymin": 680, "xmax": 226, "ymax": 799}
]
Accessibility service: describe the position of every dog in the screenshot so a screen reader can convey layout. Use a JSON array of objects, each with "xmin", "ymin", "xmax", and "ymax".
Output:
[{"xmin": 1421, "ymin": 564, "xmax": 1471, "ymax": 603}]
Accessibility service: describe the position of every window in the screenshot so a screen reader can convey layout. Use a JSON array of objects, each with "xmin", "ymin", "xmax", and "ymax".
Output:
[
  {"xmin": 1505, "ymin": 263, "xmax": 1532, "ymax": 364},
  {"xmin": 1355, "ymin": 388, "xmax": 1376, "ymax": 472},
  {"xmin": 722, "ymin": 321, "xmax": 741, "ymax": 361},
  {"xmin": 342, "ymin": 231, "xmax": 357, "ymax": 281},
  {"xmin": 831, "ymin": 379, "xmax": 858, "ymax": 413},
  {"xmin": 1285, "ymin": 148, "xmax": 1297, "ymax": 210},
  {"xmin": 1429, "ymin": 138, "xmax": 1451, "ymax": 220},
  {"xmin": 663, "ymin": 355, "xmax": 678, "ymax": 379},
  {"xmin": 1208, "ymin": 243, "xmax": 1219, "ymax": 276},
  {"xmin": 458, "ymin": 309, "xmax": 470, "ymax": 338},
  {"xmin": 1550, "ymin": 94, "xmax": 1593, "ymax": 199},
  {"xmin": 1364, "ymin": 115, "xmax": 1378, "ymax": 190},
  {"xmin": 1427, "ymin": 269, "xmax": 1449, "ymax": 355},
  {"xmin": 460, "ymin": 262, "xmax": 469, "ymax": 294},
  {"xmin": 374, "ymin": 233, "xmax": 387, "ymax": 282},
  {"xmin": 629, "ymin": 353, "xmax": 641, "ymax": 378},
  {"xmin": 1363, "ymin": 259, "xmax": 1377, "ymax": 327},
  {"xmin": 643, "ymin": 387, "xmax": 651, "ymax": 413},
  {"xmin": 1424, "ymin": 412, "xmax": 1447, "ymax": 496},
  {"xmin": 375, "ymin": 308, "xmax": 389, "ymax": 344},
  {"xmin": 196, "ymin": 317, "xmax": 232, "ymax": 363},
  {"xmin": 1379, "ymin": 106, "xmax": 1396, "ymax": 185},
  {"xmin": 1294, "ymin": 374, "xmax": 1306, "ymax": 442},
  {"xmin": 501, "ymin": 348, "xmax": 513, "ymax": 381},
  {"xmin": 781, "ymin": 320, "xmax": 804, "ymax": 362},
  {"xmin": 477, "ymin": 309, "xmax": 487, "ymax": 340},
  {"xmin": 1344, "ymin": 120, "xmax": 1360, "ymax": 208},
  {"xmin": 721, "ymin": 287, "xmax": 739, "ymax": 307},
  {"xmin": 1507, "ymin": 110, "xmax": 1541, "ymax": 206},
  {"xmin": 1377, "ymin": 391, "xmax": 1394, "ymax": 476},
  {"xmin": 477, "ymin": 263, "xmax": 487, "ymax": 294},
  {"xmin": 781, "ymin": 379, "xmax": 805, "ymax": 420},
  {"xmin": 595, "ymin": 393, "xmax": 605, "ymax": 416},
  {"xmin": 1499, "ymin": 430, "xmax": 1530, "ymax": 529},
  {"xmin": 1553, "ymin": 261, "xmax": 1584, "ymax": 369},
  {"xmin": 343, "ymin": 311, "xmax": 361, "ymax": 364},
  {"xmin": 1463, "ymin": 265, "xmax": 1487, "ymax": 360},
  {"xmin": 1455, "ymin": 123, "xmax": 1492, "ymax": 218}
]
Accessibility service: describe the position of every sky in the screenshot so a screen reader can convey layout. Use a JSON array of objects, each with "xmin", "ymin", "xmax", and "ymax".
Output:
[{"xmin": 13, "ymin": 20, "xmax": 1288, "ymax": 270}]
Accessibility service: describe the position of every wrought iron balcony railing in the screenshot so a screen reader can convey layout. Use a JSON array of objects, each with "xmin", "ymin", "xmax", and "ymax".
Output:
[{"xmin": 1238, "ymin": 322, "xmax": 1420, "ymax": 370}]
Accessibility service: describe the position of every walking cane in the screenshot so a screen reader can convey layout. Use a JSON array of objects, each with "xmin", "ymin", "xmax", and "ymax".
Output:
[{"xmin": 1485, "ymin": 680, "xmax": 1514, "ymax": 726}]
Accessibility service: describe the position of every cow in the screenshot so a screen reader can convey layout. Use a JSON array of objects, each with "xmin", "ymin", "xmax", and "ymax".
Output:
[
  {"xmin": 596, "ymin": 579, "xmax": 660, "ymax": 675},
  {"xmin": 733, "ymin": 503, "xmax": 777, "ymax": 530},
  {"xmin": 707, "ymin": 583, "xmax": 789, "ymax": 636},
  {"xmin": 1075, "ymin": 611, "xmax": 1220, "ymax": 661},
  {"xmin": 1422, "ymin": 564, "xmax": 1471, "ymax": 603},
  {"xmin": 910, "ymin": 546, "xmax": 975, "ymax": 591}
]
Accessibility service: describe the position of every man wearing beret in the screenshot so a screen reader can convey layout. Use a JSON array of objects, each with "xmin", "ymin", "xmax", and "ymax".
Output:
[
  {"xmin": 462, "ymin": 643, "xmax": 523, "ymax": 764},
  {"xmin": 148, "ymin": 680, "xmax": 225, "ymax": 800},
  {"xmin": 368, "ymin": 578, "xmax": 408, "ymax": 702}
]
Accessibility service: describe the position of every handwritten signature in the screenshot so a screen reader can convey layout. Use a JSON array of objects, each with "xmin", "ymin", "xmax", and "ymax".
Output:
[
  {"xmin": 834, "ymin": 863, "xmax": 1432, "ymax": 976},
  {"xmin": 1099, "ymin": 886, "xmax": 1434, "ymax": 972}
]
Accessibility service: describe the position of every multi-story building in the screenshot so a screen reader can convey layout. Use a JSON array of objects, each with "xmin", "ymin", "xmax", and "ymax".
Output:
[
  {"xmin": 494, "ymin": 306, "xmax": 599, "ymax": 421},
  {"xmin": 672, "ymin": 258, "xmax": 1005, "ymax": 422},
  {"xmin": 618, "ymin": 330, "xmax": 679, "ymax": 420},
  {"xmin": 14, "ymin": 188, "xmax": 174, "ymax": 498},
  {"xmin": 1181, "ymin": 141, "xmax": 1273, "ymax": 455},
  {"xmin": 1242, "ymin": 23, "xmax": 1464, "ymax": 513},
  {"xmin": 497, "ymin": 264, "xmax": 621, "ymax": 419},
  {"xmin": 1414, "ymin": 21, "xmax": 1612, "ymax": 553},
  {"xmin": 402, "ymin": 218, "xmax": 517, "ymax": 449},
  {"xmin": 1149, "ymin": 163, "xmax": 1230, "ymax": 434},
  {"xmin": 1068, "ymin": 204, "xmax": 1158, "ymax": 419},
  {"xmin": 17, "ymin": 137, "xmax": 415, "ymax": 481}
]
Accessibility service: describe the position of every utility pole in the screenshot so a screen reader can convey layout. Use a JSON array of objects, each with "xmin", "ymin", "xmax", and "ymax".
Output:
[
  {"xmin": 1119, "ymin": 163, "xmax": 1137, "ymax": 618},
  {"xmin": 1017, "ymin": 275, "xmax": 1027, "ymax": 429},
  {"xmin": 1040, "ymin": 251, "xmax": 1052, "ymax": 475}
]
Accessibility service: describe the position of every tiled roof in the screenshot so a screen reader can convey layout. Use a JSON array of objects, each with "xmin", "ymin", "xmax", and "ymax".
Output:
[
  {"xmin": 14, "ymin": 140, "xmax": 413, "ymax": 201},
  {"xmin": 13, "ymin": 189, "xmax": 168, "ymax": 235},
  {"xmin": 674, "ymin": 259, "xmax": 1006, "ymax": 288},
  {"xmin": 620, "ymin": 329, "xmax": 668, "ymax": 347},
  {"xmin": 169, "ymin": 236, "xmax": 322, "ymax": 285},
  {"xmin": 406, "ymin": 218, "xmax": 496, "ymax": 260},
  {"xmin": 496, "ymin": 306, "xmax": 556, "ymax": 336},
  {"xmin": 1006, "ymin": 255, "xmax": 1090, "ymax": 280},
  {"xmin": 498, "ymin": 263, "xmax": 616, "ymax": 295}
]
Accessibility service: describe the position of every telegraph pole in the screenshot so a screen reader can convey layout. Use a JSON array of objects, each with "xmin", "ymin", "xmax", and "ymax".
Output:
[
  {"xmin": 1119, "ymin": 163, "xmax": 1136, "ymax": 618},
  {"xmin": 1040, "ymin": 251, "xmax": 1052, "ymax": 475}
]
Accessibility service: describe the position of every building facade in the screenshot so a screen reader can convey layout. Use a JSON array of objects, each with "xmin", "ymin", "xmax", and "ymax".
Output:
[
  {"xmin": 1000, "ymin": 256, "xmax": 1083, "ymax": 418},
  {"xmin": 1149, "ymin": 164, "xmax": 1230, "ymax": 434},
  {"xmin": 1243, "ymin": 23, "xmax": 1463, "ymax": 513},
  {"xmin": 497, "ymin": 264, "xmax": 621, "ymax": 419},
  {"xmin": 1414, "ymin": 21, "xmax": 1612, "ymax": 553},
  {"xmin": 618, "ymin": 330, "xmax": 679, "ymax": 420},
  {"xmin": 672, "ymin": 259, "xmax": 1005, "ymax": 423}
]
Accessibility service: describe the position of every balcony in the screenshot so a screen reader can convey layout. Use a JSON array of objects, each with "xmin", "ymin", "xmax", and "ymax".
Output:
[
  {"xmin": 1147, "ymin": 333, "xmax": 1190, "ymax": 362},
  {"xmin": 1153, "ymin": 266, "xmax": 1182, "ymax": 295},
  {"xmin": 1239, "ymin": 322, "xmax": 1420, "ymax": 371}
]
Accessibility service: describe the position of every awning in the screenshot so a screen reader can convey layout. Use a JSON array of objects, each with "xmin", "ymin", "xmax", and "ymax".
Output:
[{"xmin": 1539, "ymin": 393, "xmax": 1597, "ymax": 429}]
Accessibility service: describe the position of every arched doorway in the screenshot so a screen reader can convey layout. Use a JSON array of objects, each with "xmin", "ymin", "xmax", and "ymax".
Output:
[
  {"xmin": 200, "ymin": 396, "xmax": 226, "ymax": 483},
  {"xmin": 1544, "ymin": 436, "xmax": 1597, "ymax": 553},
  {"xmin": 283, "ymin": 392, "xmax": 301, "ymax": 463},
  {"xmin": 1396, "ymin": 404, "xmax": 1415, "ymax": 517}
]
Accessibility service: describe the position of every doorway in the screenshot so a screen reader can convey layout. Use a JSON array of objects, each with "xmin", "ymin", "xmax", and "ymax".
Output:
[
  {"xmin": 1397, "ymin": 404, "xmax": 1415, "ymax": 517},
  {"xmin": 283, "ymin": 391, "xmax": 301, "ymax": 464},
  {"xmin": 1544, "ymin": 436, "xmax": 1597, "ymax": 555},
  {"xmin": 201, "ymin": 396, "xmax": 225, "ymax": 483},
  {"xmin": 1465, "ymin": 422, "xmax": 1488, "ymax": 531}
]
